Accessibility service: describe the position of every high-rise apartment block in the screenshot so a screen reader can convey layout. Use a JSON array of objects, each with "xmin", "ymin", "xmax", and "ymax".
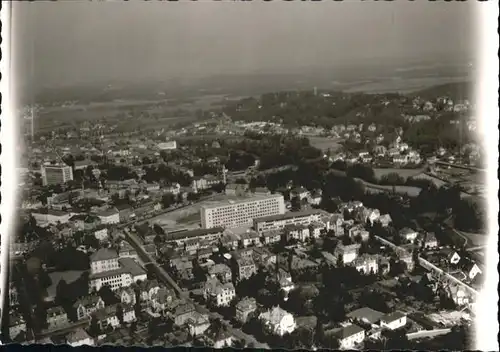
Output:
[
  {"xmin": 41, "ymin": 164, "xmax": 74, "ymax": 186},
  {"xmin": 200, "ymin": 194, "xmax": 285, "ymax": 229}
]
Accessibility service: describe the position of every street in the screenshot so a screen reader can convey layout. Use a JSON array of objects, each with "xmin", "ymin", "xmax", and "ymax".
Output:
[{"xmin": 122, "ymin": 225, "xmax": 269, "ymax": 348}]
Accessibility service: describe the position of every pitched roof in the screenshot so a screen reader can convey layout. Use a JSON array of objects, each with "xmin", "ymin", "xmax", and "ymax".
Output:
[
  {"xmin": 90, "ymin": 248, "xmax": 118, "ymax": 262},
  {"xmin": 66, "ymin": 328, "xmax": 91, "ymax": 343},
  {"xmin": 381, "ymin": 311, "xmax": 406, "ymax": 323},
  {"xmin": 347, "ymin": 307, "xmax": 384, "ymax": 324},
  {"xmin": 259, "ymin": 306, "xmax": 292, "ymax": 325},
  {"xmin": 336, "ymin": 324, "xmax": 364, "ymax": 339}
]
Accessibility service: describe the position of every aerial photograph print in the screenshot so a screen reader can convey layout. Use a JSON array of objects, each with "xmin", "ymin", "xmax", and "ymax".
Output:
[{"xmin": 0, "ymin": 1, "xmax": 498, "ymax": 351}]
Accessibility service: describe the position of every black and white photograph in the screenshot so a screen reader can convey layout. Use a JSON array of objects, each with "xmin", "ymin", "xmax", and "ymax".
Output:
[{"xmin": 0, "ymin": 1, "xmax": 498, "ymax": 351}]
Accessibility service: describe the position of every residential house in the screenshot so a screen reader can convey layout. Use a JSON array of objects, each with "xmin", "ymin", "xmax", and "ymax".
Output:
[
  {"xmin": 150, "ymin": 287, "xmax": 176, "ymax": 314},
  {"xmin": 66, "ymin": 328, "xmax": 94, "ymax": 347},
  {"xmin": 239, "ymin": 230, "xmax": 262, "ymax": 248},
  {"xmin": 396, "ymin": 249, "xmax": 414, "ymax": 271},
  {"xmin": 325, "ymin": 213, "xmax": 344, "ymax": 236},
  {"xmin": 203, "ymin": 277, "xmax": 236, "ymax": 307},
  {"xmin": 278, "ymin": 269, "xmax": 295, "ymax": 293},
  {"xmin": 259, "ymin": 306, "xmax": 296, "ymax": 336},
  {"xmin": 284, "ymin": 224, "xmax": 310, "ymax": 242},
  {"xmin": 377, "ymin": 256, "xmax": 391, "ymax": 275},
  {"xmin": 393, "ymin": 154, "xmax": 409, "ymax": 165},
  {"xmin": 73, "ymin": 296, "xmax": 106, "ymax": 321},
  {"xmin": 348, "ymin": 225, "xmax": 370, "ymax": 242},
  {"xmin": 235, "ymin": 297, "xmax": 257, "ymax": 324},
  {"xmin": 234, "ymin": 257, "xmax": 257, "ymax": 282},
  {"xmin": 46, "ymin": 306, "xmax": 68, "ymax": 329},
  {"xmin": 186, "ymin": 312, "xmax": 211, "ymax": 336},
  {"xmin": 399, "ymin": 228, "xmax": 419, "ymax": 243},
  {"xmin": 94, "ymin": 225, "xmax": 108, "ymax": 242},
  {"xmin": 373, "ymin": 145, "xmax": 387, "ymax": 157},
  {"xmin": 443, "ymin": 249, "xmax": 461, "ymax": 265},
  {"xmin": 445, "ymin": 283, "xmax": 470, "ymax": 306},
  {"xmin": 205, "ymin": 327, "xmax": 234, "ymax": 348},
  {"xmin": 377, "ymin": 214, "xmax": 392, "ymax": 227},
  {"xmin": 290, "ymin": 187, "xmax": 309, "ymax": 201},
  {"xmin": 115, "ymin": 204, "xmax": 134, "ymax": 222},
  {"xmin": 96, "ymin": 208, "xmax": 120, "ymax": 224},
  {"xmin": 261, "ymin": 230, "xmax": 282, "ymax": 245},
  {"xmin": 308, "ymin": 191, "xmax": 322, "ymax": 206},
  {"xmin": 208, "ymin": 264, "xmax": 232, "ymax": 283},
  {"xmin": 94, "ymin": 305, "xmax": 121, "ymax": 330},
  {"xmin": 335, "ymin": 324, "xmax": 365, "ymax": 350},
  {"xmin": 172, "ymin": 302, "xmax": 197, "ymax": 326},
  {"xmin": 138, "ymin": 280, "xmax": 161, "ymax": 306},
  {"xmin": 117, "ymin": 287, "xmax": 136, "ymax": 306},
  {"xmin": 170, "ymin": 258, "xmax": 194, "ymax": 281},
  {"xmin": 346, "ymin": 307, "xmax": 385, "ymax": 326},
  {"xmin": 352, "ymin": 254, "xmax": 379, "ymax": 275},
  {"xmin": 334, "ymin": 243, "xmax": 360, "ymax": 265},
  {"xmin": 308, "ymin": 222, "xmax": 325, "ymax": 238},
  {"xmin": 380, "ymin": 311, "xmax": 407, "ymax": 330},
  {"xmin": 122, "ymin": 304, "xmax": 137, "ymax": 323},
  {"xmin": 117, "ymin": 242, "xmax": 139, "ymax": 261},
  {"xmin": 252, "ymin": 247, "xmax": 277, "ymax": 268},
  {"xmin": 362, "ymin": 208, "xmax": 380, "ymax": 225},
  {"xmin": 464, "ymin": 262, "xmax": 482, "ymax": 281},
  {"xmin": 220, "ymin": 232, "xmax": 240, "ymax": 250},
  {"xmin": 421, "ymin": 232, "xmax": 438, "ymax": 249}
]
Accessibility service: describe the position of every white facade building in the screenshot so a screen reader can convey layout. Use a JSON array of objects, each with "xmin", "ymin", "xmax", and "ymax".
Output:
[
  {"xmin": 379, "ymin": 312, "xmax": 407, "ymax": 330},
  {"xmin": 89, "ymin": 249, "xmax": 147, "ymax": 291},
  {"xmin": 253, "ymin": 209, "xmax": 326, "ymax": 233},
  {"xmin": 259, "ymin": 306, "xmax": 296, "ymax": 336},
  {"xmin": 41, "ymin": 164, "xmax": 74, "ymax": 186},
  {"xmin": 158, "ymin": 141, "xmax": 177, "ymax": 150},
  {"xmin": 201, "ymin": 194, "xmax": 285, "ymax": 229}
]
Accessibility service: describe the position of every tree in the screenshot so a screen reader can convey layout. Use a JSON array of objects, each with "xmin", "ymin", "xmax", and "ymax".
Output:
[
  {"xmin": 88, "ymin": 315, "xmax": 101, "ymax": 337},
  {"xmin": 98, "ymin": 285, "xmax": 119, "ymax": 305},
  {"xmin": 161, "ymin": 193, "xmax": 176, "ymax": 209},
  {"xmin": 55, "ymin": 279, "xmax": 69, "ymax": 306},
  {"xmin": 291, "ymin": 196, "xmax": 302, "ymax": 212},
  {"xmin": 116, "ymin": 304, "xmax": 124, "ymax": 324},
  {"xmin": 34, "ymin": 304, "xmax": 48, "ymax": 330},
  {"xmin": 314, "ymin": 319, "xmax": 325, "ymax": 346}
]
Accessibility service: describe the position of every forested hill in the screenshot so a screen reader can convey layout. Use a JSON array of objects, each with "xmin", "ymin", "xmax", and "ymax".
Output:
[
  {"xmin": 218, "ymin": 82, "xmax": 472, "ymax": 129},
  {"xmin": 414, "ymin": 81, "xmax": 472, "ymax": 101}
]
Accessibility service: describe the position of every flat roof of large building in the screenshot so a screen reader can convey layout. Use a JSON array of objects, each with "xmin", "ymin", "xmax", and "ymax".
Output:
[
  {"xmin": 254, "ymin": 209, "xmax": 327, "ymax": 223},
  {"xmin": 201, "ymin": 194, "xmax": 284, "ymax": 210},
  {"xmin": 165, "ymin": 227, "xmax": 225, "ymax": 242}
]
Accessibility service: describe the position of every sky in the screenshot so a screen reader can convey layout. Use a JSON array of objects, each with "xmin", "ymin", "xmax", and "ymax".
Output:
[{"xmin": 12, "ymin": 1, "xmax": 476, "ymax": 90}]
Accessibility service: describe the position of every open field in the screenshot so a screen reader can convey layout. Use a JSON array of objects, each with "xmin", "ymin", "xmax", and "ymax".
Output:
[
  {"xmin": 456, "ymin": 230, "xmax": 488, "ymax": 248},
  {"xmin": 412, "ymin": 173, "xmax": 448, "ymax": 188},
  {"xmin": 361, "ymin": 179, "xmax": 422, "ymax": 197},
  {"xmin": 373, "ymin": 168, "xmax": 426, "ymax": 180},
  {"xmin": 33, "ymin": 94, "xmax": 229, "ymax": 132},
  {"xmin": 308, "ymin": 136, "xmax": 344, "ymax": 153}
]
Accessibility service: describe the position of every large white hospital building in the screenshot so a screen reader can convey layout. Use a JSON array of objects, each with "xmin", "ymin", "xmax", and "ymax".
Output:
[{"xmin": 201, "ymin": 194, "xmax": 285, "ymax": 229}]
